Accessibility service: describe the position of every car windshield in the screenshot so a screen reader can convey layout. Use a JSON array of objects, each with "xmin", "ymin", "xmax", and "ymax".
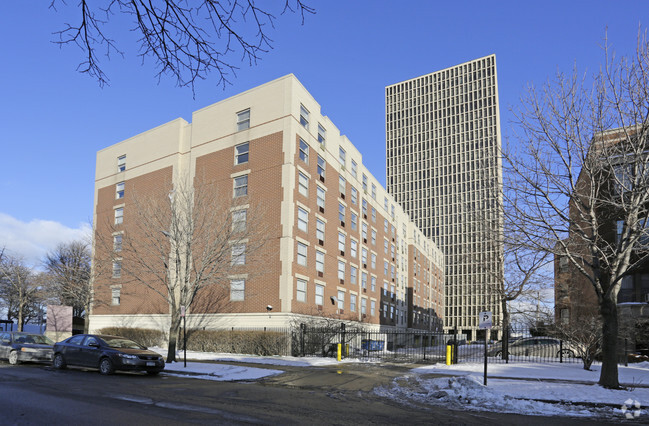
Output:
[
  {"xmin": 14, "ymin": 333, "xmax": 54, "ymax": 345},
  {"xmin": 101, "ymin": 337, "xmax": 145, "ymax": 349}
]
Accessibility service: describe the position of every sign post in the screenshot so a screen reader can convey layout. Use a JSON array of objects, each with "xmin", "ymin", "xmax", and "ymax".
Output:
[{"xmin": 478, "ymin": 311, "xmax": 492, "ymax": 386}]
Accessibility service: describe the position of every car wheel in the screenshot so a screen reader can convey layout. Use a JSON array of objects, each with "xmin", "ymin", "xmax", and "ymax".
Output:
[
  {"xmin": 53, "ymin": 353, "xmax": 67, "ymax": 369},
  {"xmin": 558, "ymin": 349, "xmax": 575, "ymax": 358},
  {"xmin": 8, "ymin": 351, "xmax": 19, "ymax": 365},
  {"xmin": 99, "ymin": 357, "xmax": 114, "ymax": 375}
]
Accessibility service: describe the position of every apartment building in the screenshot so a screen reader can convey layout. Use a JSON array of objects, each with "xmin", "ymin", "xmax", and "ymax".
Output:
[
  {"xmin": 91, "ymin": 74, "xmax": 444, "ymax": 333},
  {"xmin": 385, "ymin": 55, "xmax": 503, "ymax": 339}
]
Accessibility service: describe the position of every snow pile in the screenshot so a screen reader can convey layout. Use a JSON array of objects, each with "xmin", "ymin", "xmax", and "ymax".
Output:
[{"xmin": 375, "ymin": 374, "xmax": 591, "ymax": 417}]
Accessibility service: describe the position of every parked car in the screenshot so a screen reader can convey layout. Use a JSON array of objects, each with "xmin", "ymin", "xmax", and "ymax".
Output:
[
  {"xmin": 52, "ymin": 334, "xmax": 164, "ymax": 375},
  {"xmin": 488, "ymin": 337, "xmax": 576, "ymax": 358},
  {"xmin": 0, "ymin": 331, "xmax": 54, "ymax": 365}
]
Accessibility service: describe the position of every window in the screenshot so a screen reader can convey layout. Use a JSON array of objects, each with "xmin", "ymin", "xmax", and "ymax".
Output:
[
  {"xmin": 338, "ymin": 202, "xmax": 345, "ymax": 223},
  {"xmin": 370, "ymin": 253, "xmax": 377, "ymax": 269},
  {"xmin": 371, "ymin": 184, "xmax": 376, "ymax": 200},
  {"xmin": 299, "ymin": 138, "xmax": 309, "ymax": 163},
  {"xmin": 351, "ymin": 160, "xmax": 358, "ymax": 178},
  {"xmin": 297, "ymin": 242, "xmax": 307, "ymax": 266},
  {"xmin": 371, "ymin": 207, "xmax": 377, "ymax": 223},
  {"xmin": 350, "ymin": 294, "xmax": 357, "ymax": 312},
  {"xmin": 232, "ymin": 209, "xmax": 247, "ymax": 232},
  {"xmin": 351, "ymin": 187, "xmax": 358, "ymax": 205},
  {"xmin": 234, "ymin": 175, "xmax": 248, "ymax": 197},
  {"xmin": 318, "ymin": 124, "xmax": 326, "ymax": 144},
  {"xmin": 383, "ymin": 260, "xmax": 388, "ymax": 275},
  {"xmin": 351, "ymin": 212, "xmax": 358, "ymax": 231},
  {"xmin": 111, "ymin": 287, "xmax": 121, "ymax": 305},
  {"xmin": 316, "ymin": 219, "xmax": 325, "ymax": 242},
  {"xmin": 113, "ymin": 234, "xmax": 122, "ymax": 252},
  {"xmin": 231, "ymin": 244, "xmax": 246, "ymax": 265},
  {"xmin": 338, "ymin": 261, "xmax": 345, "ymax": 281},
  {"xmin": 298, "ymin": 172, "xmax": 309, "ymax": 197},
  {"xmin": 339, "ymin": 176, "xmax": 346, "ymax": 196},
  {"xmin": 235, "ymin": 142, "xmax": 249, "ymax": 164},
  {"xmin": 337, "ymin": 290, "xmax": 345, "ymax": 310},
  {"xmin": 350, "ymin": 239, "xmax": 358, "ymax": 258},
  {"xmin": 112, "ymin": 260, "xmax": 121, "ymax": 278},
  {"xmin": 362, "ymin": 199, "xmax": 368, "ymax": 217},
  {"xmin": 116, "ymin": 182, "xmax": 125, "ymax": 199},
  {"xmin": 317, "ymin": 155, "xmax": 326, "ymax": 178},
  {"xmin": 371, "ymin": 276, "xmax": 376, "ymax": 292},
  {"xmin": 316, "ymin": 250, "xmax": 325, "ymax": 272},
  {"xmin": 230, "ymin": 279, "xmax": 245, "ymax": 301},
  {"xmin": 383, "ymin": 303, "xmax": 388, "ymax": 318},
  {"xmin": 361, "ymin": 248, "xmax": 368, "ymax": 265},
  {"xmin": 560, "ymin": 308, "xmax": 570, "ymax": 324},
  {"xmin": 362, "ymin": 174, "xmax": 368, "ymax": 192},
  {"xmin": 370, "ymin": 300, "xmax": 376, "ymax": 316},
  {"xmin": 338, "ymin": 232, "xmax": 346, "ymax": 253},
  {"xmin": 384, "ymin": 239, "xmax": 389, "ymax": 255},
  {"xmin": 384, "ymin": 197, "xmax": 388, "ymax": 211},
  {"xmin": 362, "ymin": 223, "xmax": 368, "ymax": 241},
  {"xmin": 384, "ymin": 219, "xmax": 388, "ymax": 233},
  {"xmin": 237, "ymin": 109, "xmax": 250, "ymax": 131},
  {"xmin": 371, "ymin": 229, "xmax": 377, "ymax": 245},
  {"xmin": 297, "ymin": 207, "xmax": 308, "ymax": 232},
  {"xmin": 296, "ymin": 279, "xmax": 307, "ymax": 302},
  {"xmin": 316, "ymin": 186, "xmax": 325, "ymax": 209},
  {"xmin": 361, "ymin": 272, "xmax": 367, "ymax": 289},
  {"xmin": 350, "ymin": 266, "xmax": 357, "ymax": 285},
  {"xmin": 361, "ymin": 298, "xmax": 367, "ymax": 315},
  {"xmin": 114, "ymin": 207, "xmax": 123, "ymax": 225},
  {"xmin": 315, "ymin": 284, "xmax": 324, "ymax": 305},
  {"xmin": 338, "ymin": 147, "xmax": 346, "ymax": 167},
  {"xmin": 300, "ymin": 104, "xmax": 309, "ymax": 129},
  {"xmin": 117, "ymin": 155, "xmax": 126, "ymax": 172}
]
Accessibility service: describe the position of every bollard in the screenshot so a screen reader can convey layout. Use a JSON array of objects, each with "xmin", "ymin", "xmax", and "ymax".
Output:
[
  {"xmin": 337, "ymin": 343, "xmax": 342, "ymax": 361},
  {"xmin": 446, "ymin": 344, "xmax": 453, "ymax": 365}
]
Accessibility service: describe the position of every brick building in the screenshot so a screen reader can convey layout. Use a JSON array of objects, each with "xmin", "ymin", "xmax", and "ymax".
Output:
[{"xmin": 90, "ymin": 75, "xmax": 444, "ymax": 332}]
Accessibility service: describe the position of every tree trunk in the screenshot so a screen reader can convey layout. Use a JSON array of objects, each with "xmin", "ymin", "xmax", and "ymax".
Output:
[
  {"xmin": 17, "ymin": 301, "xmax": 24, "ymax": 332},
  {"xmin": 166, "ymin": 308, "xmax": 182, "ymax": 363},
  {"xmin": 502, "ymin": 299, "xmax": 509, "ymax": 361},
  {"xmin": 599, "ymin": 295, "xmax": 620, "ymax": 388},
  {"xmin": 84, "ymin": 301, "xmax": 91, "ymax": 334}
]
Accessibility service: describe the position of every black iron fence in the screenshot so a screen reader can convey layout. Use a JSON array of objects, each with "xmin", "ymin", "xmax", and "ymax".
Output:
[{"xmin": 291, "ymin": 325, "xmax": 584, "ymax": 364}]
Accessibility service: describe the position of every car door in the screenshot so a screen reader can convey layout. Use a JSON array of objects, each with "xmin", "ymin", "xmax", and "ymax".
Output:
[
  {"xmin": 60, "ymin": 335, "xmax": 87, "ymax": 365},
  {"xmin": 77, "ymin": 336, "xmax": 103, "ymax": 368}
]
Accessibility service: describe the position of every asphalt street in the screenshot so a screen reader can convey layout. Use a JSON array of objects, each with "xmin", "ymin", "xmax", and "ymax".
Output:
[{"xmin": 0, "ymin": 361, "xmax": 621, "ymax": 425}]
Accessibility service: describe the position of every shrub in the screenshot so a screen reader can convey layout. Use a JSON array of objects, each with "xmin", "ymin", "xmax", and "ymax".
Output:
[
  {"xmin": 185, "ymin": 329, "xmax": 290, "ymax": 356},
  {"xmin": 97, "ymin": 327, "xmax": 165, "ymax": 348}
]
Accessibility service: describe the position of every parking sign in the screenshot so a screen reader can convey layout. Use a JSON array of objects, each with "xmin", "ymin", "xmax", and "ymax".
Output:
[{"xmin": 479, "ymin": 311, "xmax": 492, "ymax": 329}]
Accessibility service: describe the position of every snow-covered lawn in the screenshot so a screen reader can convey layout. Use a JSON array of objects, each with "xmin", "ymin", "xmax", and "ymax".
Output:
[
  {"xmin": 378, "ymin": 362, "xmax": 649, "ymax": 419},
  {"xmin": 153, "ymin": 347, "xmax": 649, "ymax": 420}
]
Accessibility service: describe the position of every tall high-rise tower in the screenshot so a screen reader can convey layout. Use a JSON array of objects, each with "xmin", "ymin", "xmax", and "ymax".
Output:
[{"xmin": 385, "ymin": 55, "xmax": 503, "ymax": 339}]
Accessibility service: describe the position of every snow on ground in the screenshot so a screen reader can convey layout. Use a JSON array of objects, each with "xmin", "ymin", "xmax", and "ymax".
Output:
[
  {"xmin": 151, "ymin": 347, "xmax": 649, "ymax": 420},
  {"xmin": 375, "ymin": 362, "xmax": 649, "ymax": 419}
]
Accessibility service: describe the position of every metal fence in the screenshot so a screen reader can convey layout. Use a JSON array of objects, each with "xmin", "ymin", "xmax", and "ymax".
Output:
[{"xmin": 291, "ymin": 325, "xmax": 584, "ymax": 364}]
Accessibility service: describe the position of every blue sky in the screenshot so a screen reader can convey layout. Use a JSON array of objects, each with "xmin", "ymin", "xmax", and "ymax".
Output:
[{"xmin": 0, "ymin": 1, "xmax": 646, "ymax": 265}]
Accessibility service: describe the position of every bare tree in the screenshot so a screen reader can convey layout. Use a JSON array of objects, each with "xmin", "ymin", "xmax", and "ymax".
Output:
[
  {"xmin": 95, "ymin": 175, "xmax": 268, "ymax": 362},
  {"xmin": 44, "ymin": 241, "xmax": 92, "ymax": 333},
  {"xmin": 505, "ymin": 32, "xmax": 649, "ymax": 388},
  {"xmin": 0, "ymin": 253, "xmax": 43, "ymax": 331},
  {"xmin": 49, "ymin": 0, "xmax": 315, "ymax": 92}
]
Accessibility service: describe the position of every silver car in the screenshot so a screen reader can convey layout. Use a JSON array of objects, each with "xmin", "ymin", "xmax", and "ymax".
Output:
[{"xmin": 0, "ymin": 332, "xmax": 54, "ymax": 365}]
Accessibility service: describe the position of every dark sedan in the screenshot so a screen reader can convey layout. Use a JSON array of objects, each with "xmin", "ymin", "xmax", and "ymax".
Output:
[
  {"xmin": 0, "ymin": 332, "xmax": 54, "ymax": 365},
  {"xmin": 52, "ymin": 334, "xmax": 164, "ymax": 375}
]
